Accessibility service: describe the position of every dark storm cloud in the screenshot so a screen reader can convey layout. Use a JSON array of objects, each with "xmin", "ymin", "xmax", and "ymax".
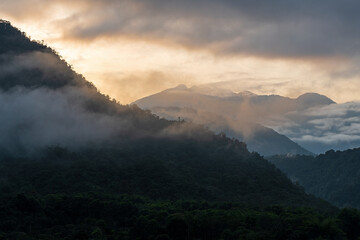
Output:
[
  {"xmin": 2, "ymin": 0, "xmax": 360, "ymax": 59},
  {"xmin": 50, "ymin": 0, "xmax": 360, "ymax": 59}
]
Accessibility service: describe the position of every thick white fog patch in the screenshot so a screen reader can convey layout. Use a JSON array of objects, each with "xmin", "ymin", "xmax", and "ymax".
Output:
[
  {"xmin": 268, "ymin": 102, "xmax": 360, "ymax": 153},
  {"xmin": 1, "ymin": 51, "xmax": 57, "ymax": 71},
  {"xmin": 0, "ymin": 87, "xmax": 131, "ymax": 154}
]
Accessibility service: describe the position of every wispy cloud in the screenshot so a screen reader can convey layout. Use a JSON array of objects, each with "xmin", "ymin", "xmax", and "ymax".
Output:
[{"xmin": 2, "ymin": 0, "xmax": 360, "ymax": 59}]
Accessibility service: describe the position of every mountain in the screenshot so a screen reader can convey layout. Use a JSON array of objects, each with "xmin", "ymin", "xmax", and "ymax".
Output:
[
  {"xmin": 134, "ymin": 85, "xmax": 319, "ymax": 156},
  {"xmin": 268, "ymin": 148, "xmax": 360, "ymax": 208},
  {"xmin": 188, "ymin": 84, "xmax": 360, "ymax": 155},
  {"xmin": 1, "ymin": 20, "xmax": 358, "ymax": 239},
  {"xmin": 150, "ymin": 105, "xmax": 312, "ymax": 156}
]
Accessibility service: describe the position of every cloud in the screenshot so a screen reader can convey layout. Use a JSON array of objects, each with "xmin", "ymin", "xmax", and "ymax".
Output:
[
  {"xmin": 0, "ymin": 84, "xmax": 214, "ymax": 156},
  {"xmin": 52, "ymin": 0, "xmax": 360, "ymax": 59},
  {"xmin": 0, "ymin": 34, "xmax": 218, "ymax": 156},
  {"xmin": 268, "ymin": 102, "xmax": 360, "ymax": 153},
  {"xmin": 0, "ymin": 47, "xmax": 132, "ymax": 155},
  {"xmin": 2, "ymin": 0, "xmax": 360, "ymax": 60},
  {"xmin": 3, "ymin": 0, "xmax": 360, "ymax": 105},
  {"xmin": 294, "ymin": 133, "xmax": 360, "ymax": 144},
  {"xmin": 0, "ymin": 87, "xmax": 132, "ymax": 155},
  {"xmin": 93, "ymin": 71, "xmax": 193, "ymax": 104}
]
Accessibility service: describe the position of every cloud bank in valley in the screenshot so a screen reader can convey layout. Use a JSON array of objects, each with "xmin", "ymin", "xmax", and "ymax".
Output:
[{"xmin": 267, "ymin": 102, "xmax": 360, "ymax": 153}]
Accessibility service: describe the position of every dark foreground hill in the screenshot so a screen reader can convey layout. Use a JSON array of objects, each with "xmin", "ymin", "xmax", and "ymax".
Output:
[
  {"xmin": 1, "ymin": 20, "xmax": 360, "ymax": 239},
  {"xmin": 269, "ymin": 148, "xmax": 360, "ymax": 209}
]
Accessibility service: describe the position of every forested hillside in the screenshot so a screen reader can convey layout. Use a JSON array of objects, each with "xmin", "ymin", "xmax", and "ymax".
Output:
[
  {"xmin": 0, "ymin": 146, "xmax": 356, "ymax": 240},
  {"xmin": 269, "ymin": 148, "xmax": 360, "ymax": 208}
]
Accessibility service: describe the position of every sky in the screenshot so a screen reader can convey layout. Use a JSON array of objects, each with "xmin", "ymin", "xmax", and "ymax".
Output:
[{"xmin": 1, "ymin": 0, "xmax": 360, "ymax": 104}]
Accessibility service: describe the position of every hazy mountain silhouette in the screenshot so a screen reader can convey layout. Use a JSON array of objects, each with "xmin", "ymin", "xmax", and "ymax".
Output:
[
  {"xmin": 149, "ymin": 105, "xmax": 312, "ymax": 156},
  {"xmin": 186, "ymin": 84, "xmax": 360, "ymax": 154},
  {"xmin": 134, "ymin": 85, "xmax": 326, "ymax": 156}
]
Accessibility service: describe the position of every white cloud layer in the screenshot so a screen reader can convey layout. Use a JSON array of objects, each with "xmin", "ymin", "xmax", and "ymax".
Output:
[{"xmin": 268, "ymin": 102, "xmax": 360, "ymax": 153}]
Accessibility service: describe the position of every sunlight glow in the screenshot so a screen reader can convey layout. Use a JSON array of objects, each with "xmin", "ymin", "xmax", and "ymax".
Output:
[{"xmin": 1, "ymin": 8, "xmax": 359, "ymax": 104}]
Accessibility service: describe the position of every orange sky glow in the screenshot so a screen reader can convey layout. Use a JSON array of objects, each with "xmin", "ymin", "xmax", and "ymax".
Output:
[{"xmin": 1, "ymin": 1, "xmax": 360, "ymax": 104}]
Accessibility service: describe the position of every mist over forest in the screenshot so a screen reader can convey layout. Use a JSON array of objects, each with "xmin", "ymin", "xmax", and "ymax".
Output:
[{"xmin": 0, "ymin": 22, "xmax": 214, "ymax": 156}]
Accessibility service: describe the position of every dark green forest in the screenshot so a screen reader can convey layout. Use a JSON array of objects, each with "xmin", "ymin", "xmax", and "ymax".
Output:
[
  {"xmin": 269, "ymin": 148, "xmax": 360, "ymax": 209},
  {"xmin": 0, "ymin": 146, "xmax": 357, "ymax": 240},
  {"xmin": 1, "ymin": 20, "xmax": 360, "ymax": 239},
  {"xmin": 2, "ymin": 192, "xmax": 360, "ymax": 240}
]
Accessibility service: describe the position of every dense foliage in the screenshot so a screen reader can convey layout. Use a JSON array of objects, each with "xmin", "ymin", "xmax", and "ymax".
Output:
[
  {"xmin": 1, "ymin": 192, "xmax": 359, "ymax": 240},
  {"xmin": 268, "ymin": 148, "xmax": 360, "ymax": 208},
  {"xmin": 0, "ymin": 139, "xmax": 328, "ymax": 208},
  {"xmin": 0, "ymin": 20, "xmax": 46, "ymax": 54},
  {"xmin": 0, "ymin": 145, "xmax": 355, "ymax": 240}
]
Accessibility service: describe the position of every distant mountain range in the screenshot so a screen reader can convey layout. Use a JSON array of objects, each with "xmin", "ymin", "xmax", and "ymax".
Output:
[
  {"xmin": 136, "ymin": 84, "xmax": 334, "ymax": 117},
  {"xmin": 134, "ymin": 85, "xmax": 336, "ymax": 155},
  {"xmin": 135, "ymin": 84, "xmax": 360, "ymax": 154}
]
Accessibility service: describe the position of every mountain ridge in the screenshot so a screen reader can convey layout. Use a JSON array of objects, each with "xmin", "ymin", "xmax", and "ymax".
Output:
[
  {"xmin": 134, "ymin": 85, "xmax": 326, "ymax": 156},
  {"xmin": 169, "ymin": 83, "xmax": 334, "ymax": 104}
]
